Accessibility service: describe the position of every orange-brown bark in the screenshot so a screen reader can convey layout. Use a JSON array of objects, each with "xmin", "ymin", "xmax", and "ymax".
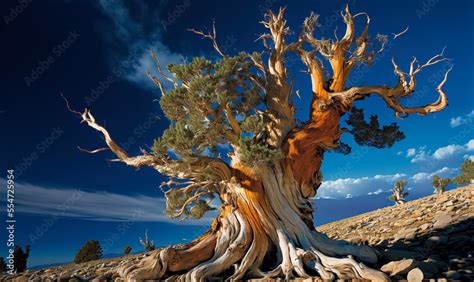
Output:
[
  {"xmin": 284, "ymin": 108, "xmax": 340, "ymax": 185},
  {"xmin": 167, "ymin": 230, "xmax": 217, "ymax": 272}
]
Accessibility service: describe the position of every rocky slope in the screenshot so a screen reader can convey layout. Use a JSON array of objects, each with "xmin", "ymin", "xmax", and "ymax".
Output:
[
  {"xmin": 317, "ymin": 184, "xmax": 474, "ymax": 281},
  {"xmin": 4, "ymin": 185, "xmax": 473, "ymax": 281}
]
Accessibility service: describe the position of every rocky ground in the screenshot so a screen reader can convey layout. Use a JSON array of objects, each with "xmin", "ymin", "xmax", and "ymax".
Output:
[
  {"xmin": 3, "ymin": 185, "xmax": 473, "ymax": 281},
  {"xmin": 317, "ymin": 184, "xmax": 474, "ymax": 281}
]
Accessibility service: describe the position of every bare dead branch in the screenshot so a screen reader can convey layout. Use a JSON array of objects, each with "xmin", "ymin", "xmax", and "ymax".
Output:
[
  {"xmin": 60, "ymin": 92, "xmax": 82, "ymax": 117},
  {"xmin": 77, "ymin": 109, "xmax": 233, "ymax": 182},
  {"xmin": 149, "ymin": 49, "xmax": 179, "ymax": 89},
  {"xmin": 331, "ymin": 61, "xmax": 452, "ymax": 117},
  {"xmin": 77, "ymin": 146, "xmax": 109, "ymax": 154},
  {"xmin": 146, "ymin": 72, "xmax": 166, "ymax": 95},
  {"xmin": 188, "ymin": 20, "xmax": 226, "ymax": 58},
  {"xmin": 392, "ymin": 26, "xmax": 409, "ymax": 39}
]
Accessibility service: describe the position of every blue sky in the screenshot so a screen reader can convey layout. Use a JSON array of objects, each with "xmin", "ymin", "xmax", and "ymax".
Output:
[{"xmin": 0, "ymin": 0, "xmax": 473, "ymax": 267}]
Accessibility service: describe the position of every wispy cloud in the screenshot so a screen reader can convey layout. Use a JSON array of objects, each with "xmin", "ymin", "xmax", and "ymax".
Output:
[
  {"xmin": 0, "ymin": 179, "xmax": 214, "ymax": 225},
  {"xmin": 450, "ymin": 110, "xmax": 474, "ymax": 128},
  {"xmin": 95, "ymin": 0, "xmax": 182, "ymax": 89}
]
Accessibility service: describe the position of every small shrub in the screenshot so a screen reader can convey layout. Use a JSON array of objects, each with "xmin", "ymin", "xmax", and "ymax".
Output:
[
  {"xmin": 0, "ymin": 257, "xmax": 7, "ymax": 272},
  {"xmin": 388, "ymin": 180, "xmax": 408, "ymax": 204},
  {"xmin": 123, "ymin": 245, "xmax": 132, "ymax": 255},
  {"xmin": 139, "ymin": 229, "xmax": 156, "ymax": 251},
  {"xmin": 432, "ymin": 175, "xmax": 451, "ymax": 195},
  {"xmin": 74, "ymin": 240, "xmax": 103, "ymax": 263},
  {"xmin": 13, "ymin": 245, "xmax": 30, "ymax": 272}
]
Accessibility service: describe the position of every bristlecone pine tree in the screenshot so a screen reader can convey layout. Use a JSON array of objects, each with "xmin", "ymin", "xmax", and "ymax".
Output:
[
  {"xmin": 123, "ymin": 245, "xmax": 132, "ymax": 255},
  {"xmin": 453, "ymin": 158, "xmax": 474, "ymax": 185},
  {"xmin": 388, "ymin": 180, "xmax": 409, "ymax": 204},
  {"xmin": 432, "ymin": 175, "xmax": 452, "ymax": 195},
  {"xmin": 0, "ymin": 257, "xmax": 7, "ymax": 272},
  {"xmin": 74, "ymin": 240, "xmax": 103, "ymax": 264},
  {"xmin": 139, "ymin": 229, "xmax": 156, "ymax": 251},
  {"xmin": 13, "ymin": 245, "xmax": 30, "ymax": 273},
  {"xmin": 73, "ymin": 5, "xmax": 452, "ymax": 281}
]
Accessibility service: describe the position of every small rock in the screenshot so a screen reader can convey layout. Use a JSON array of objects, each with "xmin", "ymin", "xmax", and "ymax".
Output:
[
  {"xmin": 425, "ymin": 235, "xmax": 448, "ymax": 248},
  {"xmin": 419, "ymin": 223, "xmax": 430, "ymax": 231},
  {"xmin": 381, "ymin": 259, "xmax": 419, "ymax": 276},
  {"xmin": 404, "ymin": 218, "xmax": 417, "ymax": 225},
  {"xmin": 404, "ymin": 229, "xmax": 417, "ymax": 240},
  {"xmin": 445, "ymin": 200, "xmax": 454, "ymax": 207},
  {"xmin": 407, "ymin": 268, "xmax": 424, "ymax": 282},
  {"xmin": 411, "ymin": 211, "xmax": 423, "ymax": 218},
  {"xmin": 433, "ymin": 214, "xmax": 452, "ymax": 229},
  {"xmin": 445, "ymin": 270, "xmax": 461, "ymax": 280}
]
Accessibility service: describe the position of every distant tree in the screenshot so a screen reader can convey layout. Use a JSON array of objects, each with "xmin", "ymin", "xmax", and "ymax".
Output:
[
  {"xmin": 139, "ymin": 229, "xmax": 156, "ymax": 251},
  {"xmin": 123, "ymin": 245, "xmax": 132, "ymax": 255},
  {"xmin": 388, "ymin": 180, "xmax": 409, "ymax": 204},
  {"xmin": 74, "ymin": 240, "xmax": 103, "ymax": 263},
  {"xmin": 13, "ymin": 245, "xmax": 30, "ymax": 272},
  {"xmin": 453, "ymin": 158, "xmax": 474, "ymax": 185},
  {"xmin": 0, "ymin": 257, "xmax": 7, "ymax": 272},
  {"xmin": 432, "ymin": 175, "xmax": 451, "ymax": 195}
]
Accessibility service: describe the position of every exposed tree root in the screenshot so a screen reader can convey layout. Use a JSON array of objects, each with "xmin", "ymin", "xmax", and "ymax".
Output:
[{"xmin": 114, "ymin": 164, "xmax": 389, "ymax": 282}]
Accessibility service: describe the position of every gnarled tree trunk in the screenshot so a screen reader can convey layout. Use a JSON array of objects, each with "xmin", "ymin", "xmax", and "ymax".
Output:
[
  {"xmin": 113, "ymin": 93, "xmax": 388, "ymax": 281},
  {"xmin": 117, "ymin": 160, "xmax": 387, "ymax": 281}
]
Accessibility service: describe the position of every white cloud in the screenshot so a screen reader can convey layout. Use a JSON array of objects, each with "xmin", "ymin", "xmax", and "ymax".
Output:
[
  {"xmin": 411, "ymin": 167, "xmax": 457, "ymax": 183},
  {"xmin": 367, "ymin": 188, "xmax": 385, "ymax": 195},
  {"xmin": 319, "ymin": 166, "xmax": 459, "ymax": 200},
  {"xmin": 0, "ymin": 179, "xmax": 214, "ymax": 225},
  {"xmin": 96, "ymin": 0, "xmax": 182, "ymax": 89},
  {"xmin": 408, "ymin": 139, "xmax": 474, "ymax": 164},
  {"xmin": 433, "ymin": 144, "xmax": 465, "ymax": 160},
  {"xmin": 406, "ymin": 148, "xmax": 416, "ymax": 157},
  {"xmin": 467, "ymin": 140, "xmax": 474, "ymax": 150},
  {"xmin": 450, "ymin": 117, "xmax": 463, "ymax": 128},
  {"xmin": 319, "ymin": 173, "xmax": 406, "ymax": 199},
  {"xmin": 450, "ymin": 110, "xmax": 474, "ymax": 128}
]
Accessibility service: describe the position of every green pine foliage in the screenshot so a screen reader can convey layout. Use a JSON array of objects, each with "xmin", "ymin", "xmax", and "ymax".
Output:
[
  {"xmin": 74, "ymin": 240, "xmax": 102, "ymax": 264},
  {"xmin": 189, "ymin": 199, "xmax": 216, "ymax": 219},
  {"xmin": 453, "ymin": 158, "xmax": 474, "ymax": 185},
  {"xmin": 13, "ymin": 245, "xmax": 30, "ymax": 273},
  {"xmin": 0, "ymin": 257, "xmax": 6, "ymax": 272},
  {"xmin": 238, "ymin": 137, "xmax": 283, "ymax": 167},
  {"xmin": 432, "ymin": 174, "xmax": 451, "ymax": 194},
  {"xmin": 387, "ymin": 180, "xmax": 409, "ymax": 203},
  {"xmin": 123, "ymin": 245, "xmax": 132, "ymax": 255},
  {"xmin": 152, "ymin": 53, "xmax": 271, "ymax": 165},
  {"xmin": 346, "ymin": 107, "xmax": 405, "ymax": 149}
]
